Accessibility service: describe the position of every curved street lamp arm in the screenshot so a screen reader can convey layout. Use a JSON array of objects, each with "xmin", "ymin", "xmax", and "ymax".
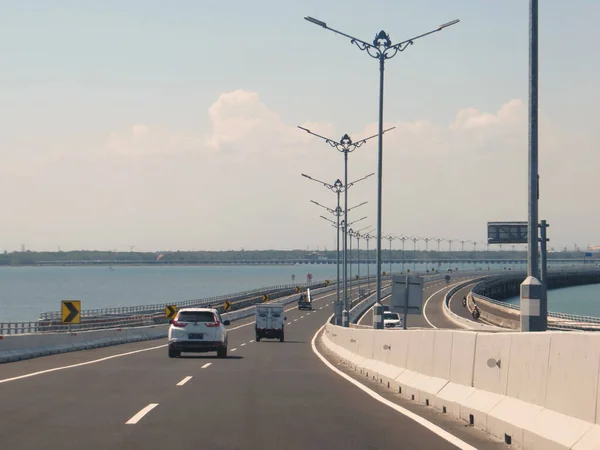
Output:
[
  {"xmin": 297, "ymin": 126, "xmax": 341, "ymax": 147},
  {"xmin": 348, "ymin": 216, "xmax": 367, "ymax": 227},
  {"xmin": 304, "ymin": 16, "xmax": 375, "ymax": 51},
  {"xmin": 301, "ymin": 173, "xmax": 334, "ymax": 190},
  {"xmin": 347, "ymin": 201, "xmax": 368, "ymax": 212},
  {"xmin": 319, "ymin": 215, "xmax": 336, "ymax": 226},
  {"xmin": 346, "ymin": 172, "xmax": 375, "ymax": 189},
  {"xmin": 310, "ymin": 199, "xmax": 335, "ymax": 214}
]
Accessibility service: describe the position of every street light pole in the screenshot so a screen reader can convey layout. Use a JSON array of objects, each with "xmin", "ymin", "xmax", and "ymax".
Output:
[
  {"xmin": 385, "ymin": 235, "xmax": 395, "ymax": 276},
  {"xmin": 303, "ymin": 15, "xmax": 459, "ymax": 330},
  {"xmin": 400, "ymin": 236, "xmax": 407, "ymax": 273},
  {"xmin": 302, "ymin": 173, "xmax": 373, "ymax": 326},
  {"xmin": 411, "ymin": 237, "xmax": 420, "ymax": 272},
  {"xmin": 299, "ymin": 127, "xmax": 391, "ymax": 327},
  {"xmin": 522, "ymin": 1, "xmax": 542, "ymax": 332},
  {"xmin": 364, "ymin": 233, "xmax": 372, "ymax": 291}
]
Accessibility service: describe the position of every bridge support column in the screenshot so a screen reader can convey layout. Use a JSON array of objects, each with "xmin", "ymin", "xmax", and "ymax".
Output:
[
  {"xmin": 342, "ymin": 310, "xmax": 349, "ymax": 327},
  {"xmin": 373, "ymin": 303, "xmax": 383, "ymax": 329},
  {"xmin": 334, "ymin": 301, "xmax": 343, "ymax": 326},
  {"xmin": 520, "ymin": 276, "xmax": 544, "ymax": 331}
]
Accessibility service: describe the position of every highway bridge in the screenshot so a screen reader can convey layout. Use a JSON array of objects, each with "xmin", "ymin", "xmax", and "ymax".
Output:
[
  {"xmin": 29, "ymin": 257, "xmax": 600, "ymax": 266},
  {"xmin": 2, "ymin": 275, "xmax": 599, "ymax": 449},
  {"xmin": 0, "ymin": 276, "xmax": 509, "ymax": 450}
]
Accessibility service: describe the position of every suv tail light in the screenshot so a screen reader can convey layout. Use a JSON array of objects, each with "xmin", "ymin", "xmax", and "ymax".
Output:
[
  {"xmin": 205, "ymin": 321, "xmax": 221, "ymax": 328},
  {"xmin": 172, "ymin": 320, "xmax": 187, "ymax": 328}
]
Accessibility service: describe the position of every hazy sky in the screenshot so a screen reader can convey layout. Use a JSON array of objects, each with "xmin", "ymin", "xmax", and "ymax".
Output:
[{"xmin": 1, "ymin": 1, "xmax": 599, "ymax": 252}]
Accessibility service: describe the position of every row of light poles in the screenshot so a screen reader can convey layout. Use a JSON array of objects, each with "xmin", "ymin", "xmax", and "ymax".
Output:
[{"xmin": 302, "ymin": 15, "xmax": 460, "ymax": 329}]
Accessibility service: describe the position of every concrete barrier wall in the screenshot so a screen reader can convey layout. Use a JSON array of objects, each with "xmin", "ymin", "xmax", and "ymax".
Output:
[{"xmin": 322, "ymin": 323, "xmax": 600, "ymax": 449}]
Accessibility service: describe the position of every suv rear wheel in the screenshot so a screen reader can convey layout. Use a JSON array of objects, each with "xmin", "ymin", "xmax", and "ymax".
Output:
[
  {"xmin": 168, "ymin": 347, "xmax": 180, "ymax": 358},
  {"xmin": 217, "ymin": 346, "xmax": 227, "ymax": 358}
]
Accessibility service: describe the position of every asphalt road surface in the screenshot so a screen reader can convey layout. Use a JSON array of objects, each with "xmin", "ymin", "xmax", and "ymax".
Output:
[{"xmin": 0, "ymin": 281, "xmax": 506, "ymax": 450}]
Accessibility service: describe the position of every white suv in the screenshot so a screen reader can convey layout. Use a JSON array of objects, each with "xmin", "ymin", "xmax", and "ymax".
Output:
[
  {"xmin": 168, "ymin": 308, "xmax": 230, "ymax": 358},
  {"xmin": 383, "ymin": 311, "xmax": 402, "ymax": 329}
]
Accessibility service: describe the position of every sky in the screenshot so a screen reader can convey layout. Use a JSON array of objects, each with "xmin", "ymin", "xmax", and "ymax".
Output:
[{"xmin": 1, "ymin": 0, "xmax": 599, "ymax": 252}]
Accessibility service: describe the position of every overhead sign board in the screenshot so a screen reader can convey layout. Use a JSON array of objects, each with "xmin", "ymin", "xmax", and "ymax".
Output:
[
  {"xmin": 61, "ymin": 300, "xmax": 81, "ymax": 324},
  {"xmin": 487, "ymin": 221, "xmax": 528, "ymax": 244},
  {"xmin": 390, "ymin": 276, "xmax": 424, "ymax": 315}
]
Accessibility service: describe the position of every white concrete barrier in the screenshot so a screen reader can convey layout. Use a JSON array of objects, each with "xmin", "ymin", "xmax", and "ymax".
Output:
[
  {"xmin": 322, "ymin": 323, "xmax": 600, "ymax": 449},
  {"xmin": 0, "ymin": 324, "xmax": 168, "ymax": 363}
]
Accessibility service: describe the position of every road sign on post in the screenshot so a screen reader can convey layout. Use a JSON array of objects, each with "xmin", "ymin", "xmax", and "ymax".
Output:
[
  {"xmin": 487, "ymin": 221, "xmax": 528, "ymax": 244},
  {"xmin": 61, "ymin": 300, "xmax": 81, "ymax": 324},
  {"xmin": 390, "ymin": 276, "xmax": 424, "ymax": 329},
  {"xmin": 223, "ymin": 301, "xmax": 232, "ymax": 312},
  {"xmin": 165, "ymin": 305, "xmax": 177, "ymax": 320}
]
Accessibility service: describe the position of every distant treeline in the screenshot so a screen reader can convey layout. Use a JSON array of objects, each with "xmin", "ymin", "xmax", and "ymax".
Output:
[{"xmin": 0, "ymin": 249, "xmax": 592, "ymax": 266}]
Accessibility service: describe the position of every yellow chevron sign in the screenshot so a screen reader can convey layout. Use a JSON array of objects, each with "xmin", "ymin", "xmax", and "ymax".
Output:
[
  {"xmin": 165, "ymin": 305, "xmax": 177, "ymax": 319},
  {"xmin": 61, "ymin": 300, "xmax": 81, "ymax": 324}
]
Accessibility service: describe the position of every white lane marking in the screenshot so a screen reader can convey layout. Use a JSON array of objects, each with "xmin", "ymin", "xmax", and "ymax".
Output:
[
  {"xmin": 311, "ymin": 326, "xmax": 477, "ymax": 450},
  {"xmin": 423, "ymin": 279, "xmax": 478, "ymax": 329},
  {"xmin": 177, "ymin": 376, "xmax": 192, "ymax": 386},
  {"xmin": 358, "ymin": 305, "xmax": 375, "ymax": 326},
  {"xmin": 241, "ymin": 343, "xmax": 246, "ymax": 347},
  {"xmin": 319, "ymin": 307, "xmax": 323, "ymax": 310},
  {"xmin": 294, "ymin": 319, "xmax": 298, "ymax": 322},
  {"xmin": 231, "ymin": 348, "xmax": 237, "ymax": 352},
  {"xmin": 201, "ymin": 363, "xmax": 212, "ymax": 369},
  {"xmin": 126, "ymin": 403, "xmax": 159, "ymax": 425},
  {"xmin": 249, "ymin": 340, "xmax": 254, "ymax": 343},
  {"xmin": 287, "ymin": 322, "xmax": 291, "ymax": 325},
  {"xmin": 300, "ymin": 315, "xmax": 305, "ymax": 319},
  {"xmin": 0, "ymin": 344, "xmax": 167, "ymax": 385}
]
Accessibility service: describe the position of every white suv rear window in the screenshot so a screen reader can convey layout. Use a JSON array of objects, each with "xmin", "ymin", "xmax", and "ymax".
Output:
[{"xmin": 177, "ymin": 311, "xmax": 215, "ymax": 322}]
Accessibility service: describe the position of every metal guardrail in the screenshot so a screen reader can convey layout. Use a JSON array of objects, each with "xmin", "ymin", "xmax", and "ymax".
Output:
[
  {"xmin": 471, "ymin": 293, "xmax": 600, "ymax": 327},
  {"xmin": 0, "ymin": 314, "xmax": 159, "ymax": 335},
  {"xmin": 38, "ymin": 280, "xmax": 325, "ymax": 320},
  {"xmin": 3, "ymin": 276, "xmax": 375, "ymax": 335},
  {"xmin": 1, "ymin": 270, "xmax": 507, "ymax": 335}
]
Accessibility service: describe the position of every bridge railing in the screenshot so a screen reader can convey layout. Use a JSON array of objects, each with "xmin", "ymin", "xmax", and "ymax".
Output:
[{"xmin": 472, "ymin": 293, "xmax": 600, "ymax": 328}]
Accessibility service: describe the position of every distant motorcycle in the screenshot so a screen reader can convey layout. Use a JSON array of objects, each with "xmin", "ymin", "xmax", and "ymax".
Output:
[
  {"xmin": 462, "ymin": 297, "xmax": 467, "ymax": 307},
  {"xmin": 472, "ymin": 305, "xmax": 480, "ymax": 320}
]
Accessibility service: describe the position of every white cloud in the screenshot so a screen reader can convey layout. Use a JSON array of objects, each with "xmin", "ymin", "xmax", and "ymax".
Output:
[{"xmin": 1, "ymin": 91, "xmax": 598, "ymax": 251}]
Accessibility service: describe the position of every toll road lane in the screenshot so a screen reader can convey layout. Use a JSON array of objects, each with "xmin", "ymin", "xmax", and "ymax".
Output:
[
  {"xmin": 0, "ymin": 280, "xmax": 345, "ymax": 381},
  {"xmin": 0, "ymin": 288, "xmax": 337, "ymax": 450},
  {"xmin": 0, "ymin": 282, "xmax": 501, "ymax": 450}
]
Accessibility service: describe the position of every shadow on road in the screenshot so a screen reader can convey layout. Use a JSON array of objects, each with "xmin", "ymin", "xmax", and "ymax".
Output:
[{"xmin": 178, "ymin": 355, "xmax": 244, "ymax": 360}]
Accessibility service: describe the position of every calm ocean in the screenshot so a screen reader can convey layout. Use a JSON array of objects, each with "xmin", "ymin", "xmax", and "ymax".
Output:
[{"xmin": 1, "ymin": 262, "xmax": 597, "ymax": 322}]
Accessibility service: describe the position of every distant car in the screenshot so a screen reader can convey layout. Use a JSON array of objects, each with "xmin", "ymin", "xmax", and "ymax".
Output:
[
  {"xmin": 297, "ymin": 295, "xmax": 312, "ymax": 311},
  {"xmin": 383, "ymin": 311, "xmax": 402, "ymax": 329},
  {"xmin": 168, "ymin": 308, "xmax": 230, "ymax": 358},
  {"xmin": 382, "ymin": 305, "xmax": 390, "ymax": 312}
]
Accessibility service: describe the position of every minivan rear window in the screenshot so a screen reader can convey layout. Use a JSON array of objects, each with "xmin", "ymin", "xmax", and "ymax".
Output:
[{"xmin": 177, "ymin": 311, "xmax": 215, "ymax": 322}]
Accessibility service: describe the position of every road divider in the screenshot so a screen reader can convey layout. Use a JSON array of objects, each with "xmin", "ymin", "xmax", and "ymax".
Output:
[{"xmin": 320, "ymin": 322, "xmax": 600, "ymax": 450}]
